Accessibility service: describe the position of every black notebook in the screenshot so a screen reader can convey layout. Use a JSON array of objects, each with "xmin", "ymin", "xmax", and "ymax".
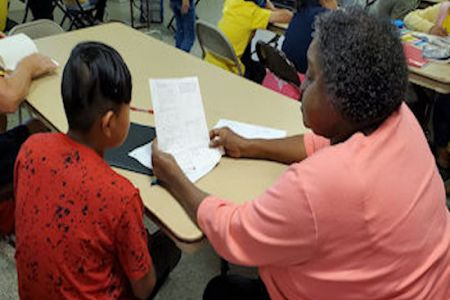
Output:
[{"xmin": 105, "ymin": 123, "xmax": 156, "ymax": 176}]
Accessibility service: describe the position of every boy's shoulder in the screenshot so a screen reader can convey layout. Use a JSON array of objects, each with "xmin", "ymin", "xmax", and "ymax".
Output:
[{"xmin": 21, "ymin": 132, "xmax": 138, "ymax": 197}]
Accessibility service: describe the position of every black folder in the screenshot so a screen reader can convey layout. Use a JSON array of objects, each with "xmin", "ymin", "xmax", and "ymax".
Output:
[{"xmin": 105, "ymin": 123, "xmax": 156, "ymax": 176}]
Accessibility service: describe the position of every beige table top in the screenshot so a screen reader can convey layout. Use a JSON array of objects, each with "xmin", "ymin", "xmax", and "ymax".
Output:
[
  {"xmin": 28, "ymin": 22, "xmax": 306, "ymax": 243},
  {"xmin": 409, "ymin": 62, "xmax": 450, "ymax": 94}
]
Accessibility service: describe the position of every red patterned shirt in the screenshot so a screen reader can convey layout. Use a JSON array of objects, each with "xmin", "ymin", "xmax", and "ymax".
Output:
[{"xmin": 14, "ymin": 133, "xmax": 152, "ymax": 300}]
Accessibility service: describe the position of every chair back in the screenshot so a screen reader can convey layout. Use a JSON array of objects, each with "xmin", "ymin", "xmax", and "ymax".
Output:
[
  {"xmin": 256, "ymin": 40, "xmax": 300, "ymax": 88},
  {"xmin": 195, "ymin": 20, "xmax": 243, "ymax": 76},
  {"xmin": 55, "ymin": 0, "xmax": 97, "ymax": 30},
  {"xmin": 9, "ymin": 19, "xmax": 64, "ymax": 39}
]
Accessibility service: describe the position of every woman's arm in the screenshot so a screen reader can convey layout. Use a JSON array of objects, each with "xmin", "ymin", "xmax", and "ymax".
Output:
[
  {"xmin": 0, "ymin": 54, "xmax": 57, "ymax": 114},
  {"xmin": 209, "ymin": 127, "xmax": 307, "ymax": 164}
]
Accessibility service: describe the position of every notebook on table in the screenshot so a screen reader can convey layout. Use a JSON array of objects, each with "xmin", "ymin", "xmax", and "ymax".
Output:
[{"xmin": 104, "ymin": 122, "xmax": 156, "ymax": 176}]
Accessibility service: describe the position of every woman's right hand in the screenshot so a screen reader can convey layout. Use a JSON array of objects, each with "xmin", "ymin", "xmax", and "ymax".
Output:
[{"xmin": 209, "ymin": 127, "xmax": 248, "ymax": 158}]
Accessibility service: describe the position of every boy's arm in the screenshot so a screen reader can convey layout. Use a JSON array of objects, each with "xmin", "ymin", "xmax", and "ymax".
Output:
[
  {"xmin": 130, "ymin": 269, "xmax": 157, "ymax": 300},
  {"xmin": 269, "ymin": 8, "xmax": 293, "ymax": 24},
  {"xmin": 0, "ymin": 54, "xmax": 56, "ymax": 114},
  {"xmin": 265, "ymin": 0, "xmax": 276, "ymax": 10},
  {"xmin": 116, "ymin": 193, "xmax": 156, "ymax": 300}
]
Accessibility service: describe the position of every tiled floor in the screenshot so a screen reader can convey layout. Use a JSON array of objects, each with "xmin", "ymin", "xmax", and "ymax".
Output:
[{"xmin": 1, "ymin": 1, "xmax": 258, "ymax": 300}]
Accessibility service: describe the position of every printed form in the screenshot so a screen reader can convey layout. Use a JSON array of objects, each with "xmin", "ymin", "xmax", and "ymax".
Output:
[{"xmin": 150, "ymin": 77, "xmax": 221, "ymax": 182}]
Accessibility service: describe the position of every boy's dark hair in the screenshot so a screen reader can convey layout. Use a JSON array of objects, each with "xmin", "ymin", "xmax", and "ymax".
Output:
[
  {"xmin": 61, "ymin": 42, "xmax": 132, "ymax": 133},
  {"xmin": 297, "ymin": 0, "xmax": 321, "ymax": 9}
]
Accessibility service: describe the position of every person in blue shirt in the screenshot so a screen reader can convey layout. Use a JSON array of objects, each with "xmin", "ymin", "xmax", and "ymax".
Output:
[
  {"xmin": 281, "ymin": 0, "xmax": 337, "ymax": 74},
  {"xmin": 170, "ymin": 0, "xmax": 196, "ymax": 52}
]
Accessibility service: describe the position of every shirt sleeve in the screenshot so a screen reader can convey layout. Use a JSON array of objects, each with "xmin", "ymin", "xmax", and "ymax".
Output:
[
  {"xmin": 197, "ymin": 165, "xmax": 318, "ymax": 267},
  {"xmin": 115, "ymin": 192, "xmax": 153, "ymax": 280},
  {"xmin": 251, "ymin": 6, "xmax": 271, "ymax": 30},
  {"xmin": 303, "ymin": 132, "xmax": 330, "ymax": 157},
  {"xmin": 404, "ymin": 3, "xmax": 441, "ymax": 33}
]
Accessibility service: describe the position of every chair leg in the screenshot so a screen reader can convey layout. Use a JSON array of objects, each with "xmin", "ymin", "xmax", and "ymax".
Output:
[
  {"xmin": 220, "ymin": 258, "xmax": 229, "ymax": 276},
  {"xmin": 130, "ymin": 0, "xmax": 135, "ymax": 27},
  {"xmin": 18, "ymin": 106, "xmax": 23, "ymax": 124},
  {"xmin": 21, "ymin": 0, "xmax": 30, "ymax": 23}
]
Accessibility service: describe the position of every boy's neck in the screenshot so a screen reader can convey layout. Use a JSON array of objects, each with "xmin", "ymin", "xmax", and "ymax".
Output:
[{"xmin": 67, "ymin": 129, "xmax": 105, "ymax": 157}]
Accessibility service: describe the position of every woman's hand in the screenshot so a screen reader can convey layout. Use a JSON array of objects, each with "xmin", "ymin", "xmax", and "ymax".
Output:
[
  {"xmin": 19, "ymin": 54, "xmax": 58, "ymax": 79},
  {"xmin": 209, "ymin": 127, "xmax": 249, "ymax": 158}
]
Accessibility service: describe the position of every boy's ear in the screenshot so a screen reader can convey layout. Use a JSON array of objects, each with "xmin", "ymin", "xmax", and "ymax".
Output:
[{"xmin": 100, "ymin": 110, "xmax": 115, "ymax": 138}]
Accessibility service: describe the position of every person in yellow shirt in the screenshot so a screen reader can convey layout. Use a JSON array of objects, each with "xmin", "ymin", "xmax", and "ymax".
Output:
[
  {"xmin": 404, "ymin": 1, "xmax": 450, "ymax": 36},
  {"xmin": 205, "ymin": 0, "xmax": 292, "ymax": 82}
]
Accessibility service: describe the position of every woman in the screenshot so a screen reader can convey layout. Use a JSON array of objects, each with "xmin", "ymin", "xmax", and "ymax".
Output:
[{"xmin": 153, "ymin": 8, "xmax": 450, "ymax": 299}]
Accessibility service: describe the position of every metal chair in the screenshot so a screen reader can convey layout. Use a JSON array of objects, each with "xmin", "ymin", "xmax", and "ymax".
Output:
[
  {"xmin": 255, "ymin": 40, "xmax": 300, "ymax": 88},
  {"xmin": 195, "ymin": 20, "xmax": 243, "ymax": 76},
  {"xmin": 9, "ymin": 19, "xmax": 64, "ymax": 39},
  {"xmin": 56, "ymin": 0, "xmax": 98, "ymax": 30}
]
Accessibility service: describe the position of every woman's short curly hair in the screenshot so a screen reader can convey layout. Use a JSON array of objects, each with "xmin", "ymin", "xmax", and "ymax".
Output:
[{"xmin": 314, "ymin": 7, "xmax": 408, "ymax": 126}]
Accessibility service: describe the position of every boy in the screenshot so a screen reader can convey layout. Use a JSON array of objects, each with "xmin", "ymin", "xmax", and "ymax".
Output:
[
  {"xmin": 14, "ymin": 42, "xmax": 180, "ymax": 299},
  {"xmin": 205, "ymin": 0, "xmax": 292, "ymax": 82}
]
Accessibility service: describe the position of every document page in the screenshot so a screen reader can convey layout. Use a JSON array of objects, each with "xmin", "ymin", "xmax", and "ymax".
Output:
[
  {"xmin": 129, "ymin": 119, "xmax": 287, "ymax": 172},
  {"xmin": 214, "ymin": 119, "xmax": 287, "ymax": 139},
  {"xmin": 0, "ymin": 34, "xmax": 38, "ymax": 70},
  {"xmin": 149, "ymin": 77, "xmax": 221, "ymax": 182}
]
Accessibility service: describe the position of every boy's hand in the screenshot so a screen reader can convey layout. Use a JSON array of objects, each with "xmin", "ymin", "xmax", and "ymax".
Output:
[
  {"xmin": 429, "ymin": 25, "xmax": 448, "ymax": 37},
  {"xmin": 19, "ymin": 54, "xmax": 57, "ymax": 78},
  {"xmin": 181, "ymin": 0, "xmax": 190, "ymax": 15},
  {"xmin": 0, "ymin": 32, "xmax": 6, "ymax": 39},
  {"xmin": 209, "ymin": 127, "xmax": 248, "ymax": 158},
  {"xmin": 151, "ymin": 140, "xmax": 184, "ymax": 186}
]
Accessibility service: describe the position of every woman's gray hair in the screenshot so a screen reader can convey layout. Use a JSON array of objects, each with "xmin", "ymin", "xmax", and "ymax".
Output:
[{"xmin": 314, "ymin": 7, "xmax": 408, "ymax": 125}]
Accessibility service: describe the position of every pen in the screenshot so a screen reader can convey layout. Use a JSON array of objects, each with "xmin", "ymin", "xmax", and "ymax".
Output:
[
  {"xmin": 151, "ymin": 178, "xmax": 161, "ymax": 186},
  {"xmin": 130, "ymin": 106, "xmax": 154, "ymax": 114}
]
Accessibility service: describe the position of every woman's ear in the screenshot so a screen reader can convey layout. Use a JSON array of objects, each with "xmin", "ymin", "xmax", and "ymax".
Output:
[{"xmin": 100, "ymin": 110, "xmax": 115, "ymax": 138}]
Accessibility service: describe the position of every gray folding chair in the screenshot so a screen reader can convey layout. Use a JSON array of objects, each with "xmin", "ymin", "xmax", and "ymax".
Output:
[
  {"xmin": 9, "ymin": 19, "xmax": 64, "ymax": 39},
  {"xmin": 195, "ymin": 20, "xmax": 243, "ymax": 76}
]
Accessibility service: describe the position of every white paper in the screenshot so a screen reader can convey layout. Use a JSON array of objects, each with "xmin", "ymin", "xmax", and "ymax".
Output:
[
  {"xmin": 128, "ymin": 119, "xmax": 287, "ymax": 173},
  {"xmin": 149, "ymin": 77, "xmax": 221, "ymax": 182},
  {"xmin": 214, "ymin": 119, "xmax": 287, "ymax": 139},
  {"xmin": 129, "ymin": 142, "xmax": 153, "ymax": 169},
  {"xmin": 0, "ymin": 34, "xmax": 38, "ymax": 70}
]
